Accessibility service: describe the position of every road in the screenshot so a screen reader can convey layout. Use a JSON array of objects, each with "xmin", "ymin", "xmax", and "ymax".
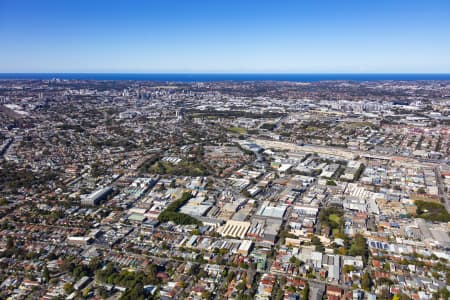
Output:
[
  {"xmin": 435, "ymin": 167, "xmax": 450, "ymax": 213},
  {"xmin": 0, "ymin": 137, "xmax": 13, "ymax": 158},
  {"xmin": 108, "ymin": 248, "xmax": 352, "ymax": 292}
]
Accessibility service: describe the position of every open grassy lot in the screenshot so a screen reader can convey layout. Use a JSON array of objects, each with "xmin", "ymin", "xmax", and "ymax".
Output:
[
  {"xmin": 150, "ymin": 159, "xmax": 209, "ymax": 177},
  {"xmin": 227, "ymin": 126, "xmax": 247, "ymax": 134},
  {"xmin": 415, "ymin": 200, "xmax": 450, "ymax": 222},
  {"xmin": 329, "ymin": 214, "xmax": 341, "ymax": 224}
]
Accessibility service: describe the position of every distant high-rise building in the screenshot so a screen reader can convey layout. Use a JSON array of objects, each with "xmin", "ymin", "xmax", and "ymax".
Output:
[{"xmin": 176, "ymin": 108, "xmax": 185, "ymax": 121}]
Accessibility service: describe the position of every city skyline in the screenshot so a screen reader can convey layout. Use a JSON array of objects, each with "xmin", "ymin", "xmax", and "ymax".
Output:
[{"xmin": 1, "ymin": 0, "xmax": 450, "ymax": 73}]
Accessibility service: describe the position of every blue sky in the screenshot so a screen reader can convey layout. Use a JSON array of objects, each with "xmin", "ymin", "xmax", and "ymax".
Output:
[{"xmin": 0, "ymin": 0, "xmax": 449, "ymax": 73}]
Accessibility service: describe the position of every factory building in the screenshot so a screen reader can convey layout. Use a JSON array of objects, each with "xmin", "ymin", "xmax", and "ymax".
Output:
[{"xmin": 81, "ymin": 186, "xmax": 113, "ymax": 206}]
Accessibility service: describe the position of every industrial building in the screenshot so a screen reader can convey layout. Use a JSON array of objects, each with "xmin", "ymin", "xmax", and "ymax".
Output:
[
  {"xmin": 217, "ymin": 220, "xmax": 251, "ymax": 238},
  {"xmin": 81, "ymin": 186, "xmax": 113, "ymax": 206}
]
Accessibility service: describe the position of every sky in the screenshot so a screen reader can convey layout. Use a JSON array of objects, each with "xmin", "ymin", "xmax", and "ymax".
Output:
[{"xmin": 0, "ymin": 0, "xmax": 450, "ymax": 73}]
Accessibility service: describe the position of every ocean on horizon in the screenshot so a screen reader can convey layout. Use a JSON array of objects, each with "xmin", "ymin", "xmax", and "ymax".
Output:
[{"xmin": 0, "ymin": 73, "xmax": 450, "ymax": 82}]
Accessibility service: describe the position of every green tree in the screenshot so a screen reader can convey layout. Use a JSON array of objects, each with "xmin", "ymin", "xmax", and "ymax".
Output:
[
  {"xmin": 302, "ymin": 282, "xmax": 309, "ymax": 300},
  {"xmin": 343, "ymin": 265, "xmax": 354, "ymax": 273},
  {"xmin": 349, "ymin": 234, "xmax": 369, "ymax": 264},
  {"xmin": 6, "ymin": 236, "xmax": 14, "ymax": 249},
  {"xmin": 311, "ymin": 235, "xmax": 324, "ymax": 252},
  {"xmin": 82, "ymin": 287, "xmax": 91, "ymax": 298},
  {"xmin": 0, "ymin": 197, "xmax": 8, "ymax": 205},
  {"xmin": 361, "ymin": 272, "xmax": 372, "ymax": 291},
  {"xmin": 95, "ymin": 286, "xmax": 108, "ymax": 299},
  {"xmin": 227, "ymin": 271, "xmax": 235, "ymax": 283},
  {"xmin": 326, "ymin": 180, "xmax": 337, "ymax": 186},
  {"xmin": 42, "ymin": 266, "xmax": 50, "ymax": 283},
  {"xmin": 202, "ymin": 291, "xmax": 212, "ymax": 299},
  {"xmin": 236, "ymin": 279, "xmax": 247, "ymax": 291},
  {"xmin": 64, "ymin": 282, "xmax": 74, "ymax": 294}
]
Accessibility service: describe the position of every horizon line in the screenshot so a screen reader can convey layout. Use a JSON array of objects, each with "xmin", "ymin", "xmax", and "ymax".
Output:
[{"xmin": 1, "ymin": 72, "xmax": 450, "ymax": 75}]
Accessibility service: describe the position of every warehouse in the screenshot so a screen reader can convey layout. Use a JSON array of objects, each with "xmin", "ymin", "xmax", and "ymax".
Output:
[
  {"xmin": 238, "ymin": 240, "xmax": 253, "ymax": 256},
  {"xmin": 81, "ymin": 186, "xmax": 113, "ymax": 206},
  {"xmin": 217, "ymin": 220, "xmax": 250, "ymax": 238}
]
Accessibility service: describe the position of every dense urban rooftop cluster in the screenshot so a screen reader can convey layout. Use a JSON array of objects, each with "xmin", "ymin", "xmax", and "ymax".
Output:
[{"xmin": 0, "ymin": 79, "xmax": 449, "ymax": 300}]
